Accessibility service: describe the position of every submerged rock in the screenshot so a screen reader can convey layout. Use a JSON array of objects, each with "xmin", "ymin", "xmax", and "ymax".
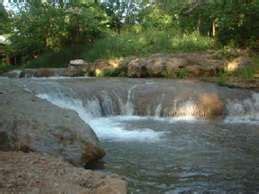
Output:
[
  {"xmin": 0, "ymin": 151, "xmax": 127, "ymax": 194},
  {"xmin": 0, "ymin": 78, "xmax": 105, "ymax": 166}
]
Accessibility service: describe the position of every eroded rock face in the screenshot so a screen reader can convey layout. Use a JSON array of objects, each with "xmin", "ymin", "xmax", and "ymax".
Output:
[
  {"xmin": 0, "ymin": 78, "xmax": 105, "ymax": 166},
  {"xmin": 127, "ymin": 53, "xmax": 224, "ymax": 78},
  {"xmin": 0, "ymin": 151, "xmax": 127, "ymax": 194}
]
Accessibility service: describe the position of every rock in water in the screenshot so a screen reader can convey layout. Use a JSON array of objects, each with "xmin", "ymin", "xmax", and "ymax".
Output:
[
  {"xmin": 0, "ymin": 78, "xmax": 105, "ymax": 166},
  {"xmin": 0, "ymin": 151, "xmax": 127, "ymax": 194}
]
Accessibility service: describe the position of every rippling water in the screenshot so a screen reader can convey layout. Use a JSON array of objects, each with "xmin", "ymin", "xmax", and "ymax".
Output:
[
  {"xmin": 23, "ymin": 78, "xmax": 259, "ymax": 193},
  {"xmin": 96, "ymin": 117, "xmax": 259, "ymax": 194}
]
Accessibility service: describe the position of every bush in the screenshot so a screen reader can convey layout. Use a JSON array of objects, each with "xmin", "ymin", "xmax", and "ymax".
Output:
[
  {"xmin": 82, "ymin": 29, "xmax": 215, "ymax": 61},
  {"xmin": 25, "ymin": 47, "xmax": 81, "ymax": 68},
  {"xmin": 0, "ymin": 63, "xmax": 12, "ymax": 74}
]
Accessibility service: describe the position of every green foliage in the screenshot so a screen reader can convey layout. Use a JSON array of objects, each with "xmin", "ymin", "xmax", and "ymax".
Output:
[
  {"xmin": 237, "ymin": 67, "xmax": 256, "ymax": 80},
  {"xmin": 0, "ymin": 62, "xmax": 12, "ymax": 74},
  {"xmin": 176, "ymin": 68, "xmax": 189, "ymax": 79},
  {"xmin": 95, "ymin": 67, "xmax": 127, "ymax": 77},
  {"xmin": 9, "ymin": 0, "xmax": 108, "ymax": 62},
  {"xmin": 83, "ymin": 30, "xmax": 214, "ymax": 61},
  {"xmin": 103, "ymin": 67, "xmax": 127, "ymax": 77},
  {"xmin": 158, "ymin": 0, "xmax": 259, "ymax": 47},
  {"xmin": 24, "ymin": 47, "xmax": 81, "ymax": 68},
  {"xmin": 139, "ymin": 5, "xmax": 173, "ymax": 30},
  {"xmin": 1, "ymin": 0, "xmax": 258, "ymax": 69},
  {"xmin": 101, "ymin": 0, "xmax": 143, "ymax": 33},
  {"xmin": 217, "ymin": 69, "xmax": 227, "ymax": 86},
  {"xmin": 216, "ymin": 56, "xmax": 259, "ymax": 85},
  {"xmin": 0, "ymin": 5, "xmax": 11, "ymax": 34}
]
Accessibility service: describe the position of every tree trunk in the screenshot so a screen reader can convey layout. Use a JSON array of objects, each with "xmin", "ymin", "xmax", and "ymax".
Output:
[{"xmin": 212, "ymin": 19, "xmax": 216, "ymax": 37}]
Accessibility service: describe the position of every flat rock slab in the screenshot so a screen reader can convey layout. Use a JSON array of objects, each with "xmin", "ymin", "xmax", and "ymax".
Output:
[{"xmin": 0, "ymin": 151, "xmax": 127, "ymax": 194}]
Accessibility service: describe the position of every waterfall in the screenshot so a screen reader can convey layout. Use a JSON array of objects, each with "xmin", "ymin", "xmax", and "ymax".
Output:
[
  {"xmin": 23, "ymin": 78, "xmax": 259, "ymax": 124},
  {"xmin": 125, "ymin": 85, "xmax": 138, "ymax": 115},
  {"xmin": 225, "ymin": 93, "xmax": 259, "ymax": 123},
  {"xmin": 36, "ymin": 92, "xmax": 164, "ymax": 142}
]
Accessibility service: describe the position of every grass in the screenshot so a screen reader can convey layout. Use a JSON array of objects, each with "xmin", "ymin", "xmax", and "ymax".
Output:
[{"xmin": 82, "ymin": 29, "xmax": 215, "ymax": 62}]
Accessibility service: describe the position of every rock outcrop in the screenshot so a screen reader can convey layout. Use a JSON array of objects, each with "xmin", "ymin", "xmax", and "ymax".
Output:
[
  {"xmin": 2, "ymin": 52, "xmax": 255, "ymax": 86},
  {"xmin": 4, "ymin": 52, "xmax": 226, "ymax": 78},
  {"xmin": 127, "ymin": 53, "xmax": 223, "ymax": 78},
  {"xmin": 0, "ymin": 78, "xmax": 105, "ymax": 166},
  {"xmin": 0, "ymin": 151, "xmax": 127, "ymax": 194}
]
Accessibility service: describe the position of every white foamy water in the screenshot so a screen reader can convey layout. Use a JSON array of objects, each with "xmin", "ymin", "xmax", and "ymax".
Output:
[
  {"xmin": 90, "ymin": 117, "xmax": 164, "ymax": 142},
  {"xmin": 36, "ymin": 93, "xmax": 163, "ymax": 142}
]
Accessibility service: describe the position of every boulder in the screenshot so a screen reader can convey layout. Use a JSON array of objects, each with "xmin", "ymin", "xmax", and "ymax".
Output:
[
  {"xmin": 127, "ymin": 58, "xmax": 147, "ymax": 77},
  {"xmin": 0, "ymin": 78, "xmax": 105, "ymax": 166},
  {"xmin": 0, "ymin": 151, "xmax": 127, "ymax": 194}
]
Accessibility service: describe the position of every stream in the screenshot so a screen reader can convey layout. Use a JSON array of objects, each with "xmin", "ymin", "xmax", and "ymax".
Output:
[{"xmin": 22, "ymin": 77, "xmax": 259, "ymax": 193}]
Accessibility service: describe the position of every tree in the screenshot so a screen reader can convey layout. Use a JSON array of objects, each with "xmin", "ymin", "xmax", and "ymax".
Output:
[
  {"xmin": 101, "ymin": 0, "xmax": 144, "ymax": 33},
  {"xmin": 0, "ymin": 4, "xmax": 11, "ymax": 34},
  {"xmin": 10, "ymin": 0, "xmax": 108, "ymax": 60}
]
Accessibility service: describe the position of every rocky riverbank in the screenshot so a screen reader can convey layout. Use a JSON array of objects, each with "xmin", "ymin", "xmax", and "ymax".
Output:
[
  {"xmin": 0, "ymin": 78, "xmax": 127, "ymax": 193},
  {"xmin": 0, "ymin": 78, "xmax": 105, "ymax": 166},
  {"xmin": 0, "ymin": 151, "xmax": 127, "ymax": 194},
  {"xmin": 4, "ymin": 51, "xmax": 258, "ymax": 91},
  {"xmin": 3, "ymin": 52, "xmax": 252, "ymax": 78}
]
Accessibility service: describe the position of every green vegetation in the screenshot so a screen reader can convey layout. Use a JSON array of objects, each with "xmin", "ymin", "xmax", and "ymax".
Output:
[
  {"xmin": 25, "ymin": 47, "xmax": 83, "ymax": 68},
  {"xmin": 216, "ymin": 54, "xmax": 259, "ymax": 85},
  {"xmin": 0, "ymin": 0, "xmax": 258, "ymax": 75},
  {"xmin": 0, "ymin": 63, "xmax": 12, "ymax": 74},
  {"xmin": 83, "ymin": 30, "xmax": 214, "ymax": 61}
]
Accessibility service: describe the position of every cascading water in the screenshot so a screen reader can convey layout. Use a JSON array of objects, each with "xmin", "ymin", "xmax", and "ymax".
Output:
[
  {"xmin": 36, "ymin": 89, "xmax": 164, "ymax": 142},
  {"xmin": 224, "ymin": 93, "xmax": 259, "ymax": 123},
  {"xmin": 22, "ymin": 78, "xmax": 259, "ymax": 193}
]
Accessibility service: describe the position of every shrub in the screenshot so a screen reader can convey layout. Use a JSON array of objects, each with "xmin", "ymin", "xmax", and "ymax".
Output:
[
  {"xmin": 0, "ymin": 63, "xmax": 12, "ymax": 74},
  {"xmin": 82, "ymin": 29, "xmax": 215, "ymax": 62},
  {"xmin": 25, "ymin": 47, "xmax": 81, "ymax": 68}
]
